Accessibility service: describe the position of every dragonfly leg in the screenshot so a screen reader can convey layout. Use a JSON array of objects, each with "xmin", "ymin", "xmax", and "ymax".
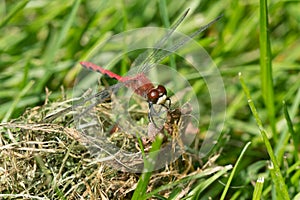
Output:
[
  {"xmin": 148, "ymin": 102, "xmax": 155, "ymax": 123},
  {"xmin": 148, "ymin": 100, "xmax": 170, "ymax": 129},
  {"xmin": 148, "ymin": 102, "xmax": 163, "ymax": 130}
]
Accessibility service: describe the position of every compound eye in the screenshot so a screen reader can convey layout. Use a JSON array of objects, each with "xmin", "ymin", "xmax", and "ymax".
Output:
[
  {"xmin": 156, "ymin": 85, "xmax": 167, "ymax": 96},
  {"xmin": 147, "ymin": 89, "xmax": 159, "ymax": 103}
]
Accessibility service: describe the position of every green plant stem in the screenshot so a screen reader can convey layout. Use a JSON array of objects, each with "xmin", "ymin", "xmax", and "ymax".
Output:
[
  {"xmin": 239, "ymin": 73, "xmax": 290, "ymax": 200},
  {"xmin": 259, "ymin": 0, "xmax": 276, "ymax": 140},
  {"xmin": 220, "ymin": 142, "xmax": 251, "ymax": 200}
]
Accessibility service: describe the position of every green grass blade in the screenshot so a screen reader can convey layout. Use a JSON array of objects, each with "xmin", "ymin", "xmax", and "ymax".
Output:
[
  {"xmin": 275, "ymin": 88, "xmax": 300, "ymax": 164},
  {"xmin": 259, "ymin": 0, "xmax": 276, "ymax": 140},
  {"xmin": 239, "ymin": 73, "xmax": 290, "ymax": 200},
  {"xmin": 269, "ymin": 162, "xmax": 286, "ymax": 199},
  {"xmin": 158, "ymin": 0, "xmax": 176, "ymax": 70},
  {"xmin": 186, "ymin": 166, "xmax": 232, "ymax": 200},
  {"xmin": 2, "ymin": 80, "xmax": 35, "ymax": 123},
  {"xmin": 289, "ymin": 160, "xmax": 300, "ymax": 189},
  {"xmin": 283, "ymin": 101, "xmax": 298, "ymax": 161},
  {"xmin": 220, "ymin": 142, "xmax": 251, "ymax": 200},
  {"xmin": 35, "ymin": 0, "xmax": 81, "ymax": 92},
  {"xmin": 131, "ymin": 134, "xmax": 164, "ymax": 200},
  {"xmin": 144, "ymin": 165, "xmax": 232, "ymax": 199},
  {"xmin": 290, "ymin": 88, "xmax": 300, "ymax": 118},
  {"xmin": 120, "ymin": 0, "xmax": 129, "ymax": 76},
  {"xmin": 252, "ymin": 177, "xmax": 264, "ymax": 200},
  {"xmin": 0, "ymin": 0, "xmax": 30, "ymax": 29},
  {"xmin": 159, "ymin": 0, "xmax": 170, "ymax": 28}
]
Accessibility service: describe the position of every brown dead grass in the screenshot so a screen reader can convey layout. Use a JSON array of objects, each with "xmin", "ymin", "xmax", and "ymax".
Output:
[{"xmin": 0, "ymin": 92, "xmax": 222, "ymax": 199}]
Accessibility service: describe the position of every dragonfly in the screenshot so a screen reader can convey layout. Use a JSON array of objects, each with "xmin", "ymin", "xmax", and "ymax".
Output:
[
  {"xmin": 68, "ymin": 9, "xmax": 223, "ymax": 172},
  {"xmin": 79, "ymin": 61, "xmax": 171, "ymax": 125},
  {"xmin": 79, "ymin": 9, "xmax": 222, "ymax": 129}
]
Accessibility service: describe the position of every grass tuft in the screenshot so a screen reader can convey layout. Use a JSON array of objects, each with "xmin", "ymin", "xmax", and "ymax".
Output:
[{"xmin": 239, "ymin": 73, "xmax": 290, "ymax": 199}]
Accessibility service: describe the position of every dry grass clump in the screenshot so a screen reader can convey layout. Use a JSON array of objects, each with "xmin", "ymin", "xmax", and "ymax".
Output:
[{"xmin": 0, "ymin": 93, "xmax": 222, "ymax": 199}]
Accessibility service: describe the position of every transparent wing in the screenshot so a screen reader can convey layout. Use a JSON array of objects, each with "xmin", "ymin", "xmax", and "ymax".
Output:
[{"xmin": 132, "ymin": 12, "xmax": 223, "ymax": 74}]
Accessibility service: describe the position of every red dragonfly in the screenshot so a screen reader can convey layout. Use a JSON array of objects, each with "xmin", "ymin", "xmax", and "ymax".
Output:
[
  {"xmin": 80, "ymin": 61, "xmax": 171, "ymax": 112},
  {"xmin": 79, "ymin": 10, "xmax": 222, "ymax": 122}
]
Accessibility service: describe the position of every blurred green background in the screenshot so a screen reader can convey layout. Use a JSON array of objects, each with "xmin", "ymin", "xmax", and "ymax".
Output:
[{"xmin": 0, "ymin": 0, "xmax": 299, "ymax": 198}]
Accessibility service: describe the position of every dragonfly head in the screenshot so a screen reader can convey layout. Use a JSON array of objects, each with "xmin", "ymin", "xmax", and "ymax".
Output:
[{"xmin": 147, "ymin": 85, "xmax": 169, "ymax": 106}]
